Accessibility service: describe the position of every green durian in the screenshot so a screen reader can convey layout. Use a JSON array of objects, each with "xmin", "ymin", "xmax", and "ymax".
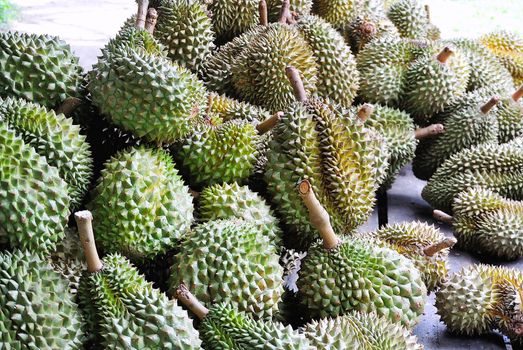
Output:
[
  {"xmin": 434, "ymin": 187, "xmax": 523, "ymax": 260},
  {"xmin": 207, "ymin": 92, "xmax": 272, "ymax": 122},
  {"xmin": 199, "ymin": 182, "xmax": 282, "ymax": 244},
  {"xmin": 207, "ymin": 0, "xmax": 260, "ymax": 42},
  {"xmin": 413, "ymin": 96, "xmax": 500, "ymax": 181},
  {"xmin": 480, "ymin": 31, "xmax": 523, "ymax": 87},
  {"xmin": 343, "ymin": 14, "xmax": 400, "ymax": 54},
  {"xmin": 176, "ymin": 286, "xmax": 309, "ymax": 349},
  {"xmin": 296, "ymin": 14, "xmax": 359, "ymax": 108},
  {"xmin": 0, "ymin": 31, "xmax": 83, "ymax": 108},
  {"xmin": 0, "ymin": 250, "xmax": 84, "ymax": 349},
  {"xmin": 358, "ymin": 222, "xmax": 455, "ymax": 291},
  {"xmin": 154, "ymin": 0, "xmax": 215, "ymax": 72},
  {"xmin": 497, "ymin": 86, "xmax": 523, "ymax": 143},
  {"xmin": 75, "ymin": 211, "xmax": 201, "ymax": 349},
  {"xmin": 266, "ymin": 0, "xmax": 313, "ymax": 22},
  {"xmin": 0, "ymin": 122, "xmax": 70, "ymax": 254},
  {"xmin": 312, "ymin": 0, "xmax": 357, "ymax": 28},
  {"xmin": 88, "ymin": 10, "xmax": 207, "ymax": 144},
  {"xmin": 422, "ymin": 137, "xmax": 523, "ymax": 212},
  {"xmin": 0, "ymin": 97, "xmax": 93, "ymax": 208},
  {"xmin": 296, "ymin": 181, "xmax": 426, "ymax": 327},
  {"xmin": 88, "ymin": 146, "xmax": 194, "ymax": 261},
  {"xmin": 169, "ymin": 219, "xmax": 284, "ymax": 319},
  {"xmin": 232, "ymin": 23, "xmax": 318, "ymax": 112},
  {"xmin": 386, "ymin": 0, "xmax": 427, "ymax": 39},
  {"xmin": 436, "ymin": 264, "xmax": 523, "ymax": 346},
  {"xmin": 304, "ymin": 312, "xmax": 423, "ymax": 349}
]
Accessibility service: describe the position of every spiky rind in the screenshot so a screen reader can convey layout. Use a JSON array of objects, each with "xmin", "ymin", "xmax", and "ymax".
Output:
[
  {"xmin": 480, "ymin": 31, "xmax": 523, "ymax": 85},
  {"xmin": 169, "ymin": 220, "xmax": 284, "ymax": 319},
  {"xmin": 208, "ymin": 0, "xmax": 259, "ymax": 42},
  {"xmin": 497, "ymin": 97, "xmax": 523, "ymax": 143},
  {"xmin": 312, "ymin": 0, "xmax": 356, "ymax": 28},
  {"xmin": 386, "ymin": 0, "xmax": 428, "ymax": 39},
  {"xmin": 0, "ymin": 123, "xmax": 70, "ymax": 254},
  {"xmin": 207, "ymin": 93, "xmax": 272, "ymax": 122},
  {"xmin": 88, "ymin": 146, "xmax": 193, "ymax": 260}
]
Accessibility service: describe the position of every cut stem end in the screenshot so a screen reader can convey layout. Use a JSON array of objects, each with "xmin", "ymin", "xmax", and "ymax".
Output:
[
  {"xmin": 415, "ymin": 124, "xmax": 445, "ymax": 139},
  {"xmin": 176, "ymin": 284, "xmax": 209, "ymax": 320},
  {"xmin": 512, "ymin": 86, "xmax": 523, "ymax": 102},
  {"xmin": 145, "ymin": 8, "xmax": 158, "ymax": 34},
  {"xmin": 259, "ymin": 0, "xmax": 268, "ymax": 26},
  {"xmin": 56, "ymin": 97, "xmax": 82, "ymax": 117},
  {"xmin": 135, "ymin": 0, "xmax": 150, "ymax": 29},
  {"xmin": 436, "ymin": 47, "xmax": 454, "ymax": 64},
  {"xmin": 357, "ymin": 104, "xmax": 374, "ymax": 122},
  {"xmin": 74, "ymin": 210, "xmax": 103, "ymax": 273},
  {"xmin": 423, "ymin": 237, "xmax": 457, "ymax": 257},
  {"xmin": 256, "ymin": 112, "xmax": 283, "ymax": 134},
  {"xmin": 433, "ymin": 209, "xmax": 453, "ymax": 224},
  {"xmin": 480, "ymin": 96, "xmax": 500, "ymax": 114},
  {"xmin": 285, "ymin": 66, "xmax": 307, "ymax": 103}
]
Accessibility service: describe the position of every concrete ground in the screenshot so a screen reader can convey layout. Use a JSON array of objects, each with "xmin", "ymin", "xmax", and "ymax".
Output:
[{"xmin": 6, "ymin": 1, "xmax": 523, "ymax": 349}]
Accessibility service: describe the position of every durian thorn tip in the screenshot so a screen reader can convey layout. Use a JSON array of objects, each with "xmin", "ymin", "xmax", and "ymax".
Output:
[
  {"xmin": 56, "ymin": 97, "xmax": 82, "ymax": 117},
  {"xmin": 433, "ymin": 209, "xmax": 453, "ymax": 223},
  {"xmin": 256, "ymin": 112, "xmax": 283, "ymax": 134},
  {"xmin": 285, "ymin": 66, "xmax": 307, "ymax": 103},
  {"xmin": 298, "ymin": 180, "xmax": 339, "ymax": 250},
  {"xmin": 145, "ymin": 8, "xmax": 158, "ymax": 34},
  {"xmin": 357, "ymin": 104, "xmax": 374, "ymax": 122},
  {"xmin": 480, "ymin": 96, "xmax": 500, "ymax": 114},
  {"xmin": 415, "ymin": 124, "xmax": 445, "ymax": 139},
  {"xmin": 74, "ymin": 210, "xmax": 103, "ymax": 273},
  {"xmin": 423, "ymin": 237, "xmax": 457, "ymax": 257},
  {"xmin": 135, "ymin": 0, "xmax": 150, "ymax": 29},
  {"xmin": 513, "ymin": 86, "xmax": 523, "ymax": 102},
  {"xmin": 436, "ymin": 47, "xmax": 454, "ymax": 64},
  {"xmin": 176, "ymin": 284, "xmax": 209, "ymax": 320},
  {"xmin": 259, "ymin": 0, "xmax": 268, "ymax": 26}
]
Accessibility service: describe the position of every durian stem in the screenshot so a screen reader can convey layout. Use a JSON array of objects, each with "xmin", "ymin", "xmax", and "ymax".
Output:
[
  {"xmin": 176, "ymin": 284, "xmax": 209, "ymax": 320},
  {"xmin": 145, "ymin": 8, "xmax": 158, "ymax": 34},
  {"xmin": 256, "ymin": 112, "xmax": 283, "ymax": 134},
  {"xmin": 259, "ymin": 0, "xmax": 268, "ymax": 26},
  {"xmin": 436, "ymin": 47, "xmax": 453, "ymax": 64},
  {"xmin": 74, "ymin": 211, "xmax": 103, "ymax": 273},
  {"xmin": 357, "ymin": 104, "xmax": 374, "ymax": 122},
  {"xmin": 278, "ymin": 0, "xmax": 292, "ymax": 24},
  {"xmin": 56, "ymin": 97, "xmax": 82, "ymax": 117},
  {"xmin": 285, "ymin": 66, "xmax": 307, "ymax": 103},
  {"xmin": 298, "ymin": 180, "xmax": 339, "ymax": 250},
  {"xmin": 189, "ymin": 189, "xmax": 200, "ymax": 199},
  {"xmin": 423, "ymin": 237, "xmax": 457, "ymax": 257},
  {"xmin": 424, "ymin": 4, "xmax": 432, "ymax": 22},
  {"xmin": 512, "ymin": 86, "xmax": 523, "ymax": 102},
  {"xmin": 433, "ymin": 209, "xmax": 453, "ymax": 224},
  {"xmin": 480, "ymin": 96, "xmax": 500, "ymax": 114},
  {"xmin": 135, "ymin": 0, "xmax": 150, "ymax": 29},
  {"xmin": 415, "ymin": 124, "xmax": 445, "ymax": 139}
]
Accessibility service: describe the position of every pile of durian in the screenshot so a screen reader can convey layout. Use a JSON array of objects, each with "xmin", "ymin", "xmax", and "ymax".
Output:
[{"xmin": 1, "ymin": 0, "xmax": 523, "ymax": 348}]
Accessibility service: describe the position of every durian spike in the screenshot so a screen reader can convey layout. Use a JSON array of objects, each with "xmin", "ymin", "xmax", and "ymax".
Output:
[
  {"xmin": 415, "ymin": 124, "xmax": 445, "ymax": 139},
  {"xmin": 512, "ymin": 86, "xmax": 523, "ymax": 102},
  {"xmin": 145, "ymin": 8, "xmax": 158, "ymax": 34},
  {"xmin": 176, "ymin": 284, "xmax": 209, "ymax": 320},
  {"xmin": 259, "ymin": 0, "xmax": 268, "ymax": 26},
  {"xmin": 285, "ymin": 66, "xmax": 307, "ymax": 103},
  {"xmin": 433, "ymin": 209, "xmax": 453, "ymax": 224},
  {"xmin": 436, "ymin": 47, "xmax": 453, "ymax": 64},
  {"xmin": 278, "ymin": 0, "xmax": 293, "ymax": 24},
  {"xmin": 74, "ymin": 210, "xmax": 103, "ymax": 273},
  {"xmin": 135, "ymin": 0, "xmax": 150, "ymax": 29},
  {"xmin": 357, "ymin": 104, "xmax": 374, "ymax": 122},
  {"xmin": 256, "ymin": 112, "xmax": 283, "ymax": 134},
  {"xmin": 298, "ymin": 179, "xmax": 339, "ymax": 249},
  {"xmin": 56, "ymin": 97, "xmax": 82, "ymax": 116},
  {"xmin": 423, "ymin": 237, "xmax": 457, "ymax": 257},
  {"xmin": 480, "ymin": 96, "xmax": 500, "ymax": 114}
]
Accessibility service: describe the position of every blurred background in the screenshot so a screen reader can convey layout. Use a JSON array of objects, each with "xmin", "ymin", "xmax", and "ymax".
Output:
[{"xmin": 2, "ymin": 0, "xmax": 522, "ymax": 69}]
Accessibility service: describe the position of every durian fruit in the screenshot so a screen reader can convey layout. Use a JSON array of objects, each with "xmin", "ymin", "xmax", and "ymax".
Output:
[
  {"xmin": 297, "ymin": 180, "xmax": 426, "ymax": 327},
  {"xmin": 266, "ymin": 0, "xmax": 312, "ymax": 22},
  {"xmin": 88, "ymin": 146, "xmax": 194, "ymax": 261},
  {"xmin": 436, "ymin": 264, "xmax": 523, "ymax": 346},
  {"xmin": 480, "ymin": 31, "xmax": 523, "ymax": 87},
  {"xmin": 433, "ymin": 187, "xmax": 523, "ymax": 260},
  {"xmin": 153, "ymin": 0, "xmax": 215, "ymax": 72},
  {"xmin": 88, "ymin": 4, "xmax": 208, "ymax": 144},
  {"xmin": 497, "ymin": 86, "xmax": 523, "ymax": 143},
  {"xmin": 169, "ymin": 219, "xmax": 284, "ymax": 319},
  {"xmin": 413, "ymin": 96, "xmax": 500, "ymax": 181},
  {"xmin": 207, "ymin": 0, "xmax": 261, "ymax": 43},
  {"xmin": 424, "ymin": 5, "xmax": 440, "ymax": 40},
  {"xmin": 49, "ymin": 228, "xmax": 87, "ymax": 294},
  {"xmin": 358, "ymin": 222, "xmax": 456, "ymax": 291},
  {"xmin": 386, "ymin": 0, "xmax": 427, "ymax": 39},
  {"xmin": 265, "ymin": 68, "xmax": 385, "ymax": 249},
  {"xmin": 303, "ymin": 312, "xmax": 423, "ymax": 349},
  {"xmin": 422, "ymin": 137, "xmax": 523, "ymax": 212},
  {"xmin": 75, "ymin": 211, "xmax": 202, "ymax": 349},
  {"xmin": 0, "ymin": 250, "xmax": 84, "ymax": 349},
  {"xmin": 343, "ymin": 14, "xmax": 400, "ymax": 54},
  {"xmin": 176, "ymin": 285, "xmax": 310, "ymax": 349},
  {"xmin": 198, "ymin": 182, "xmax": 282, "ymax": 244},
  {"xmin": 0, "ymin": 122, "xmax": 70, "ymax": 254},
  {"xmin": 312, "ymin": 0, "xmax": 357, "ymax": 28},
  {"xmin": 175, "ymin": 113, "xmax": 279, "ymax": 189},
  {"xmin": 207, "ymin": 92, "xmax": 272, "ymax": 122},
  {"xmin": 0, "ymin": 97, "xmax": 93, "ymax": 208},
  {"xmin": 403, "ymin": 47, "xmax": 469, "ymax": 121},
  {"xmin": 0, "ymin": 31, "xmax": 83, "ymax": 108},
  {"xmin": 296, "ymin": 14, "xmax": 359, "ymax": 108}
]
